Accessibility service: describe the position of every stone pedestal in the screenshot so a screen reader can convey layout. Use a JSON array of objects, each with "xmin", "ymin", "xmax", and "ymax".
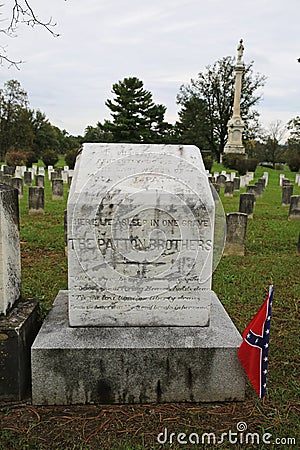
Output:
[
  {"xmin": 1, "ymin": 299, "xmax": 41, "ymax": 401},
  {"xmin": 31, "ymin": 291, "xmax": 245, "ymax": 405}
]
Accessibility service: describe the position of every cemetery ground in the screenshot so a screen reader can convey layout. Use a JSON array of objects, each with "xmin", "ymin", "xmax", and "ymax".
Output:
[{"xmin": 0, "ymin": 164, "xmax": 299, "ymax": 450}]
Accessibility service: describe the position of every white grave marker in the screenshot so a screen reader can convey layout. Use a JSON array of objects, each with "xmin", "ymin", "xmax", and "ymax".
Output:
[{"xmin": 68, "ymin": 144, "xmax": 217, "ymax": 327}]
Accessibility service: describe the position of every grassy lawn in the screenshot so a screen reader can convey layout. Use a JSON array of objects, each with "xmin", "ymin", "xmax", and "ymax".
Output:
[{"xmin": 0, "ymin": 164, "xmax": 299, "ymax": 449}]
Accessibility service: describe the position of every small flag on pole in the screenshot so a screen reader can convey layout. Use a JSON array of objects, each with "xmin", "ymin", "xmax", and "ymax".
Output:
[{"xmin": 238, "ymin": 285, "xmax": 274, "ymax": 398}]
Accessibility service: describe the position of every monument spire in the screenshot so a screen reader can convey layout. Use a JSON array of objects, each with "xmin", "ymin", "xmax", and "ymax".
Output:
[{"xmin": 224, "ymin": 39, "xmax": 246, "ymax": 155}]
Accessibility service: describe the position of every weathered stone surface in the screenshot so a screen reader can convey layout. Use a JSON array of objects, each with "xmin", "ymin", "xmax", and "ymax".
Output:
[
  {"xmin": 35, "ymin": 175, "xmax": 45, "ymax": 187},
  {"xmin": 50, "ymin": 171, "xmax": 59, "ymax": 181},
  {"xmin": 52, "ymin": 179, "xmax": 64, "ymax": 200},
  {"xmin": 239, "ymin": 193, "xmax": 255, "ymax": 218},
  {"xmin": 2, "ymin": 174, "xmax": 12, "ymax": 186},
  {"xmin": 288, "ymin": 196, "xmax": 300, "ymax": 219},
  {"xmin": 246, "ymin": 185, "xmax": 257, "ymax": 198},
  {"xmin": 254, "ymin": 182, "xmax": 263, "ymax": 197},
  {"xmin": 68, "ymin": 144, "xmax": 216, "ymax": 327},
  {"xmin": 56, "ymin": 167, "xmax": 63, "ymax": 178},
  {"xmin": 224, "ymin": 212, "xmax": 247, "ymax": 256},
  {"xmin": 224, "ymin": 181, "xmax": 234, "ymax": 197},
  {"xmin": 233, "ymin": 177, "xmax": 240, "ymax": 191},
  {"xmin": 29, "ymin": 186, "xmax": 44, "ymax": 214},
  {"xmin": 31, "ymin": 291, "xmax": 245, "ymax": 405},
  {"xmin": 24, "ymin": 171, "xmax": 32, "ymax": 186},
  {"xmin": 0, "ymin": 185, "xmax": 21, "ymax": 315},
  {"xmin": 11, "ymin": 177, "xmax": 23, "ymax": 197},
  {"xmin": 282, "ymin": 185, "xmax": 294, "ymax": 206},
  {"xmin": 0, "ymin": 299, "xmax": 41, "ymax": 401},
  {"xmin": 3, "ymin": 165, "xmax": 14, "ymax": 175},
  {"xmin": 216, "ymin": 174, "xmax": 226, "ymax": 187}
]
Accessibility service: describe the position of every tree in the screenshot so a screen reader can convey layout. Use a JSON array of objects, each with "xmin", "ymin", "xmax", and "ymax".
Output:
[
  {"xmin": 286, "ymin": 116, "xmax": 300, "ymax": 159},
  {"xmin": 83, "ymin": 123, "xmax": 114, "ymax": 143},
  {"xmin": 260, "ymin": 120, "xmax": 287, "ymax": 168},
  {"xmin": 0, "ymin": 1, "xmax": 59, "ymax": 67},
  {"xmin": 175, "ymin": 97, "xmax": 211, "ymax": 150},
  {"xmin": 0, "ymin": 79, "xmax": 33, "ymax": 159},
  {"xmin": 103, "ymin": 77, "xmax": 172, "ymax": 143},
  {"xmin": 31, "ymin": 110, "xmax": 60, "ymax": 158},
  {"xmin": 177, "ymin": 57, "xmax": 266, "ymax": 161}
]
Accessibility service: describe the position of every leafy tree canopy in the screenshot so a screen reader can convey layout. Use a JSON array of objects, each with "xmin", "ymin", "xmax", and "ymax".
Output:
[
  {"xmin": 177, "ymin": 56, "xmax": 266, "ymax": 161},
  {"xmin": 0, "ymin": 79, "xmax": 81, "ymax": 163}
]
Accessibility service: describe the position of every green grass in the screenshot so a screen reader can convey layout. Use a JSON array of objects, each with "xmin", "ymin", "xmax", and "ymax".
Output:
[
  {"xmin": 1, "ymin": 164, "xmax": 299, "ymax": 449},
  {"xmin": 19, "ymin": 173, "xmax": 68, "ymax": 314}
]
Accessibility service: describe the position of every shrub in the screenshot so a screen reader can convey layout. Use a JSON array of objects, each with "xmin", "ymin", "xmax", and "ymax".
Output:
[
  {"xmin": 287, "ymin": 156, "xmax": 300, "ymax": 172},
  {"xmin": 5, "ymin": 150, "xmax": 27, "ymax": 169},
  {"xmin": 235, "ymin": 158, "xmax": 248, "ymax": 175},
  {"xmin": 41, "ymin": 150, "xmax": 59, "ymax": 167},
  {"xmin": 65, "ymin": 148, "xmax": 79, "ymax": 170},
  {"xmin": 222, "ymin": 153, "xmax": 244, "ymax": 170},
  {"xmin": 25, "ymin": 151, "xmax": 38, "ymax": 167},
  {"xmin": 222, "ymin": 153, "xmax": 258, "ymax": 175},
  {"xmin": 246, "ymin": 158, "xmax": 258, "ymax": 172}
]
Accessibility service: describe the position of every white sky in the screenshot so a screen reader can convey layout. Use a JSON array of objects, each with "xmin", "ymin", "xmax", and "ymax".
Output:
[{"xmin": 0, "ymin": 0, "xmax": 299, "ymax": 136}]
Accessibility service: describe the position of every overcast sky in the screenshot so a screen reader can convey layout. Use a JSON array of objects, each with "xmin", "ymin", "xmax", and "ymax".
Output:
[{"xmin": 0, "ymin": 0, "xmax": 299, "ymax": 136}]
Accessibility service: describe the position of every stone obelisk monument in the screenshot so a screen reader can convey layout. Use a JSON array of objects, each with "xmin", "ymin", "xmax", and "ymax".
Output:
[{"xmin": 224, "ymin": 39, "xmax": 245, "ymax": 154}]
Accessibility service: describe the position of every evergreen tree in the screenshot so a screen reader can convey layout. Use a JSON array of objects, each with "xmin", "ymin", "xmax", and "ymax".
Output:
[
  {"xmin": 176, "ymin": 97, "xmax": 211, "ymax": 150},
  {"xmin": 103, "ymin": 77, "xmax": 170, "ymax": 143}
]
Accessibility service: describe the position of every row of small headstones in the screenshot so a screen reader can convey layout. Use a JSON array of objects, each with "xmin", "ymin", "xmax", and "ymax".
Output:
[
  {"xmin": 0, "ymin": 165, "xmax": 74, "ymax": 213},
  {"xmin": 0, "ymin": 164, "xmax": 74, "ymax": 187},
  {"xmin": 221, "ymin": 173, "xmax": 267, "ymax": 256},
  {"xmin": 212, "ymin": 171, "xmax": 300, "ymax": 256},
  {"xmin": 279, "ymin": 175, "xmax": 300, "ymax": 215},
  {"xmin": 210, "ymin": 170, "xmax": 300, "ymax": 218},
  {"xmin": 0, "ymin": 163, "xmax": 72, "ymax": 179}
]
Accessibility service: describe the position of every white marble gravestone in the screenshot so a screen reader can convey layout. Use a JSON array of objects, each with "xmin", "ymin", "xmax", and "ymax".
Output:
[
  {"xmin": 68, "ymin": 143, "xmax": 215, "ymax": 327},
  {"xmin": 32, "ymin": 143, "xmax": 244, "ymax": 405},
  {"xmin": 0, "ymin": 185, "xmax": 21, "ymax": 314}
]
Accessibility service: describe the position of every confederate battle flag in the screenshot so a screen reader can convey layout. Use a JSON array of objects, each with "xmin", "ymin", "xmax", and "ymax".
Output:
[{"xmin": 238, "ymin": 285, "xmax": 274, "ymax": 398}]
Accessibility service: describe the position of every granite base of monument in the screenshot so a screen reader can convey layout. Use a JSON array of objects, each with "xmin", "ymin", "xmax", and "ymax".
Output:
[
  {"xmin": 31, "ymin": 291, "xmax": 245, "ymax": 405},
  {"xmin": 0, "ymin": 299, "xmax": 41, "ymax": 401}
]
